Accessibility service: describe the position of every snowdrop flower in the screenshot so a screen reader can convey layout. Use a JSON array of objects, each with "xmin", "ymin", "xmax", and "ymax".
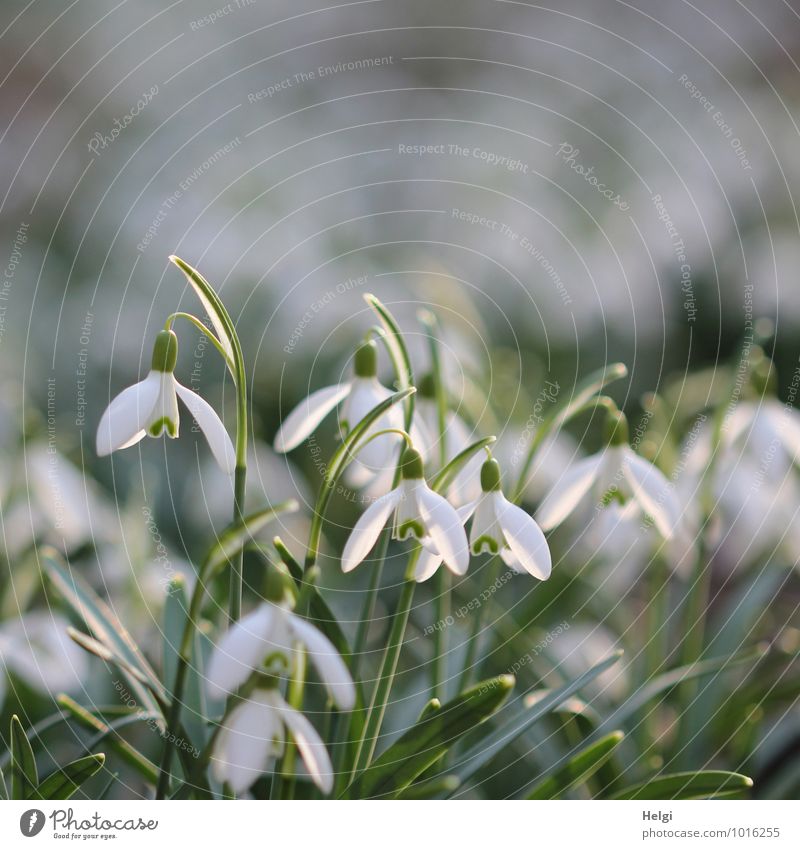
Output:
[
  {"xmin": 725, "ymin": 399, "xmax": 800, "ymax": 485},
  {"xmin": 206, "ymin": 594, "xmax": 355, "ymax": 711},
  {"xmin": 415, "ymin": 458, "xmax": 552, "ymax": 582},
  {"xmin": 341, "ymin": 447, "xmax": 469, "ymax": 575},
  {"xmin": 414, "ymin": 373, "xmax": 483, "ymax": 507},
  {"xmin": 537, "ymin": 410, "xmax": 681, "ymax": 540},
  {"xmin": 96, "ymin": 330, "xmax": 235, "ymax": 473},
  {"xmin": 274, "ymin": 339, "xmax": 403, "ymax": 471},
  {"xmin": 211, "ymin": 686, "xmax": 333, "ymax": 794}
]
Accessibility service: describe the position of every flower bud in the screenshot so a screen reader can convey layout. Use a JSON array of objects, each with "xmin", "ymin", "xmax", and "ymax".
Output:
[
  {"xmin": 604, "ymin": 408, "xmax": 629, "ymax": 447},
  {"xmin": 400, "ymin": 447, "xmax": 424, "ymax": 480},
  {"xmin": 480, "ymin": 457, "xmax": 502, "ymax": 492}
]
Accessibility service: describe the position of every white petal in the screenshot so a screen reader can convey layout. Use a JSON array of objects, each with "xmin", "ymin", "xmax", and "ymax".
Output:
[
  {"xmin": 96, "ymin": 372, "xmax": 160, "ymax": 456},
  {"xmin": 536, "ymin": 453, "xmax": 604, "ymax": 530},
  {"xmin": 206, "ymin": 606, "xmax": 274, "ymax": 699},
  {"xmin": 274, "ymin": 383, "xmax": 352, "ymax": 453},
  {"xmin": 496, "ymin": 493, "xmax": 552, "ymax": 580},
  {"xmin": 416, "ymin": 485, "xmax": 470, "ymax": 575},
  {"xmin": 469, "ymin": 493, "xmax": 503, "ymax": 554},
  {"xmin": 622, "ymin": 450, "xmax": 680, "ymax": 539},
  {"xmin": 343, "ymin": 378, "xmax": 403, "ymax": 470},
  {"xmin": 341, "ymin": 487, "xmax": 403, "ymax": 572},
  {"xmin": 150, "ymin": 372, "xmax": 180, "ymax": 437},
  {"xmin": 270, "ymin": 692, "xmax": 334, "ymax": 795},
  {"xmin": 174, "ymin": 380, "xmax": 236, "ymax": 474},
  {"xmin": 414, "ymin": 549, "xmax": 444, "ymax": 582},
  {"xmin": 212, "ymin": 694, "xmax": 279, "ymax": 794},
  {"xmin": 288, "ymin": 614, "xmax": 355, "ymax": 710}
]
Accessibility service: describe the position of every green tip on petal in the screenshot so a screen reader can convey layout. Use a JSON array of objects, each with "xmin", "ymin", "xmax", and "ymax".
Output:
[
  {"xmin": 480, "ymin": 457, "xmax": 502, "ymax": 492},
  {"xmin": 263, "ymin": 565, "xmax": 286, "ymax": 604},
  {"xmin": 354, "ymin": 339, "xmax": 378, "ymax": 377},
  {"xmin": 604, "ymin": 408, "xmax": 629, "ymax": 447},
  {"xmin": 151, "ymin": 329, "xmax": 178, "ymax": 373},
  {"xmin": 400, "ymin": 447, "xmax": 425, "ymax": 480}
]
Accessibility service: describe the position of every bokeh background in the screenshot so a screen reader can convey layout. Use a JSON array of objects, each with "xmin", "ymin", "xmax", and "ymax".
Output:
[{"xmin": 1, "ymin": 0, "xmax": 799, "ymax": 799}]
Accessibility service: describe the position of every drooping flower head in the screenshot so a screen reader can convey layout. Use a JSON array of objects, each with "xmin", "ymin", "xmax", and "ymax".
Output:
[
  {"xmin": 415, "ymin": 457, "xmax": 552, "ymax": 582},
  {"xmin": 537, "ymin": 408, "xmax": 681, "ymax": 540},
  {"xmin": 274, "ymin": 339, "xmax": 404, "ymax": 475},
  {"xmin": 341, "ymin": 446, "xmax": 470, "ymax": 576},
  {"xmin": 96, "ymin": 329, "xmax": 235, "ymax": 473}
]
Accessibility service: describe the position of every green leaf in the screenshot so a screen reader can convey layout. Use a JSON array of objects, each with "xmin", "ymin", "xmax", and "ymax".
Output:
[
  {"xmin": 430, "ymin": 436, "xmax": 496, "ymax": 493},
  {"xmin": 396, "ymin": 774, "xmax": 460, "ymax": 799},
  {"xmin": 364, "ymin": 294, "xmax": 415, "ymax": 428},
  {"xmin": 347, "ymin": 675, "xmax": 514, "ymax": 799},
  {"xmin": 57, "ymin": 695, "xmax": 159, "ymax": 785},
  {"xmin": 35, "ymin": 754, "xmax": 105, "ymax": 800},
  {"xmin": 612, "ymin": 770, "xmax": 753, "ymax": 800},
  {"xmin": 526, "ymin": 731, "xmax": 624, "ymax": 799},
  {"xmin": 41, "ymin": 548, "xmax": 165, "ymax": 720},
  {"xmin": 169, "ymin": 255, "xmax": 236, "ymax": 375},
  {"xmin": 67, "ymin": 628, "xmax": 150, "ymax": 684},
  {"xmin": 453, "ymin": 650, "xmax": 623, "ymax": 786},
  {"xmin": 595, "ymin": 644, "xmax": 766, "ymax": 735},
  {"xmin": 10, "ymin": 715, "xmax": 38, "ymax": 799},
  {"xmin": 0, "ymin": 765, "xmax": 8, "ymax": 800},
  {"xmin": 162, "ymin": 577, "xmax": 207, "ymax": 747},
  {"xmin": 203, "ymin": 500, "xmax": 298, "ymax": 579}
]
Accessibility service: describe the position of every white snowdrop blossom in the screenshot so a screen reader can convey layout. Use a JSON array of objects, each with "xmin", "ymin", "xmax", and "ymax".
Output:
[
  {"xmin": 725, "ymin": 399, "xmax": 800, "ymax": 484},
  {"xmin": 211, "ymin": 687, "xmax": 333, "ymax": 794},
  {"xmin": 96, "ymin": 330, "xmax": 235, "ymax": 473},
  {"xmin": 206, "ymin": 601, "xmax": 355, "ymax": 710},
  {"xmin": 537, "ymin": 412, "xmax": 681, "ymax": 540},
  {"xmin": 415, "ymin": 458, "xmax": 552, "ymax": 582},
  {"xmin": 341, "ymin": 447, "xmax": 470, "ymax": 576},
  {"xmin": 414, "ymin": 375, "xmax": 483, "ymax": 507},
  {"xmin": 274, "ymin": 339, "xmax": 404, "ymax": 473}
]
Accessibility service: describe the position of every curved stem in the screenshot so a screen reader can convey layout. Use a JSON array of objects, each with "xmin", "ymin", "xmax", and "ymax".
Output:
[{"xmin": 164, "ymin": 312, "xmax": 234, "ymax": 372}]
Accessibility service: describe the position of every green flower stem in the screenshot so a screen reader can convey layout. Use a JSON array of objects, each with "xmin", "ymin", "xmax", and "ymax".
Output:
[
  {"xmin": 350, "ymin": 527, "xmax": 392, "ymax": 678},
  {"xmin": 350, "ymin": 562, "xmax": 418, "ymax": 779},
  {"xmin": 456, "ymin": 556, "xmax": 502, "ymax": 694},
  {"xmin": 277, "ymin": 648, "xmax": 307, "ymax": 800},
  {"xmin": 155, "ymin": 575, "xmax": 208, "ymax": 799}
]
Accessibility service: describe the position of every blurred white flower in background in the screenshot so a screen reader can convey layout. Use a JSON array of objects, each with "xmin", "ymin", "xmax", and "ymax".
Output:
[{"xmin": 0, "ymin": 612, "xmax": 88, "ymax": 703}]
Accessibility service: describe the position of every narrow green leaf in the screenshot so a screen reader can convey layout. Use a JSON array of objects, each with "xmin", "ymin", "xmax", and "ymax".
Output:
[
  {"xmin": 612, "ymin": 770, "xmax": 753, "ymax": 800},
  {"xmin": 67, "ymin": 628, "xmax": 150, "ymax": 684},
  {"xmin": 595, "ymin": 644, "xmax": 766, "ymax": 735},
  {"xmin": 526, "ymin": 731, "xmax": 624, "ymax": 799},
  {"xmin": 204, "ymin": 500, "xmax": 298, "ymax": 579},
  {"xmin": 347, "ymin": 675, "xmax": 514, "ymax": 799},
  {"xmin": 57, "ymin": 695, "xmax": 159, "ymax": 785},
  {"xmin": 169, "ymin": 255, "xmax": 236, "ymax": 374},
  {"xmin": 397, "ymin": 774, "xmax": 460, "ymax": 799},
  {"xmin": 453, "ymin": 651, "xmax": 623, "ymax": 786},
  {"xmin": 364, "ymin": 294, "xmax": 415, "ymax": 428},
  {"xmin": 10, "ymin": 715, "xmax": 37, "ymax": 799},
  {"xmin": 40, "ymin": 548, "xmax": 165, "ymax": 720},
  {"xmin": 163, "ymin": 578, "xmax": 207, "ymax": 747},
  {"xmin": 0, "ymin": 765, "xmax": 8, "ymax": 800},
  {"xmin": 430, "ymin": 436, "xmax": 496, "ymax": 493},
  {"xmin": 35, "ymin": 754, "xmax": 105, "ymax": 800}
]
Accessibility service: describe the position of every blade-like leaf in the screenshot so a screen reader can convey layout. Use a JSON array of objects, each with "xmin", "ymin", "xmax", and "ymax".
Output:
[
  {"xmin": 364, "ymin": 294, "xmax": 414, "ymax": 427},
  {"xmin": 67, "ymin": 628, "xmax": 150, "ymax": 684},
  {"xmin": 169, "ymin": 255, "xmax": 236, "ymax": 374},
  {"xmin": 453, "ymin": 650, "xmax": 623, "ymax": 785},
  {"xmin": 57, "ymin": 695, "xmax": 159, "ymax": 785},
  {"xmin": 612, "ymin": 770, "xmax": 753, "ymax": 800},
  {"xmin": 203, "ymin": 500, "xmax": 298, "ymax": 579},
  {"xmin": 41, "ymin": 548, "xmax": 165, "ymax": 720},
  {"xmin": 526, "ymin": 731, "xmax": 624, "ymax": 799},
  {"xmin": 347, "ymin": 675, "xmax": 514, "ymax": 799},
  {"xmin": 396, "ymin": 774, "xmax": 460, "ymax": 799},
  {"xmin": 162, "ymin": 577, "xmax": 207, "ymax": 747},
  {"xmin": 10, "ymin": 716, "xmax": 37, "ymax": 800},
  {"xmin": 595, "ymin": 644, "xmax": 766, "ymax": 735},
  {"xmin": 35, "ymin": 754, "xmax": 105, "ymax": 800}
]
